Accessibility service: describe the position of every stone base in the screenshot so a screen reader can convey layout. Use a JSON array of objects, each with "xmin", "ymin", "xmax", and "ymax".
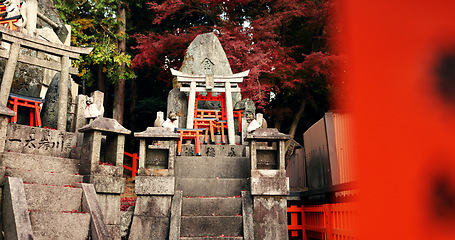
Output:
[
  {"xmin": 97, "ymin": 194, "xmax": 121, "ymax": 225},
  {"xmin": 250, "ymin": 177, "xmax": 289, "ymax": 195},
  {"xmin": 135, "ymin": 176, "xmax": 175, "ymax": 195},
  {"xmin": 253, "ymin": 196, "xmax": 288, "ymax": 240},
  {"xmin": 129, "ymin": 196, "xmax": 172, "ymax": 240}
]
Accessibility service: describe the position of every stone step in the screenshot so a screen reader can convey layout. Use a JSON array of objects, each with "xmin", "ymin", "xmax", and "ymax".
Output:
[
  {"xmin": 175, "ymin": 157, "xmax": 249, "ymax": 178},
  {"xmin": 1, "ymin": 152, "xmax": 80, "ymax": 174},
  {"xmin": 182, "ymin": 197, "xmax": 242, "ymax": 216},
  {"xmin": 5, "ymin": 168, "xmax": 83, "ymax": 186},
  {"xmin": 177, "ymin": 178, "xmax": 248, "ymax": 197},
  {"xmin": 24, "ymin": 184, "xmax": 83, "ymax": 212},
  {"xmin": 181, "ymin": 237, "xmax": 243, "ymax": 240},
  {"xmin": 30, "ymin": 211, "xmax": 90, "ymax": 240},
  {"xmin": 180, "ymin": 216, "xmax": 243, "ymax": 237}
]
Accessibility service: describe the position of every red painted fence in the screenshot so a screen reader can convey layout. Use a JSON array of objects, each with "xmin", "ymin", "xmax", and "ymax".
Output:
[
  {"xmin": 123, "ymin": 152, "xmax": 138, "ymax": 178},
  {"xmin": 288, "ymin": 202, "xmax": 358, "ymax": 240}
]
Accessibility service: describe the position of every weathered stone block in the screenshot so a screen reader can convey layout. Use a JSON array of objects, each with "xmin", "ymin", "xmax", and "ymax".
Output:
[
  {"xmin": 253, "ymin": 196, "xmax": 288, "ymax": 240},
  {"xmin": 138, "ymin": 168, "xmax": 173, "ymax": 177},
  {"xmin": 128, "ymin": 216, "xmax": 170, "ymax": 240},
  {"xmin": 254, "ymin": 223, "xmax": 288, "ymax": 240},
  {"xmin": 121, "ymin": 207, "xmax": 134, "ymax": 239},
  {"xmin": 88, "ymin": 175, "xmax": 125, "ymax": 194},
  {"xmin": 134, "ymin": 196, "xmax": 171, "ymax": 217},
  {"xmin": 93, "ymin": 165, "xmax": 123, "ymax": 177},
  {"xmin": 250, "ymin": 177, "xmax": 289, "ymax": 196},
  {"xmin": 253, "ymin": 196, "xmax": 287, "ymax": 224},
  {"xmin": 4, "ymin": 124, "xmax": 79, "ymax": 158},
  {"xmin": 135, "ymin": 176, "xmax": 175, "ymax": 195},
  {"xmin": 81, "ymin": 183, "xmax": 110, "ymax": 240},
  {"xmin": 251, "ymin": 169, "xmax": 286, "ymax": 178},
  {"xmin": 2, "ymin": 177, "xmax": 34, "ymax": 240},
  {"xmin": 96, "ymin": 194, "xmax": 121, "ymax": 225},
  {"xmin": 30, "ymin": 211, "xmax": 91, "ymax": 240},
  {"xmin": 24, "ymin": 184, "xmax": 83, "ymax": 212},
  {"xmin": 107, "ymin": 224, "xmax": 121, "ymax": 240}
]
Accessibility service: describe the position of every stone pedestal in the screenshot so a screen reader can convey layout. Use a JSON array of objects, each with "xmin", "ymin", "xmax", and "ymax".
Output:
[
  {"xmin": 129, "ymin": 127, "xmax": 180, "ymax": 239},
  {"xmin": 246, "ymin": 128, "xmax": 291, "ymax": 240},
  {"xmin": 78, "ymin": 117, "xmax": 131, "ymax": 240}
]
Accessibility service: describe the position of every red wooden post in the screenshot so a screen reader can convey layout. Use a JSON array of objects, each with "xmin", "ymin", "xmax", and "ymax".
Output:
[
  {"xmin": 12, "ymin": 97, "xmax": 18, "ymax": 123},
  {"xmin": 132, "ymin": 153, "xmax": 138, "ymax": 177}
]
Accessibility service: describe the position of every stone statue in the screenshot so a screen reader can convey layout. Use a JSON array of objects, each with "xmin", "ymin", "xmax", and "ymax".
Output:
[
  {"xmin": 84, "ymin": 97, "xmax": 104, "ymax": 119},
  {"xmin": 154, "ymin": 111, "xmax": 165, "ymax": 127},
  {"xmin": 162, "ymin": 111, "xmax": 179, "ymax": 132},
  {"xmin": 247, "ymin": 113, "xmax": 267, "ymax": 132},
  {"xmin": 3, "ymin": 0, "xmax": 27, "ymax": 31}
]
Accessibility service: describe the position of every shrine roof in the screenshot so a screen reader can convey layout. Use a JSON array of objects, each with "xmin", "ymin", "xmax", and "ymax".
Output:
[
  {"xmin": 245, "ymin": 128, "xmax": 291, "ymax": 140},
  {"xmin": 134, "ymin": 127, "xmax": 180, "ymax": 139},
  {"xmin": 78, "ymin": 117, "xmax": 131, "ymax": 135}
]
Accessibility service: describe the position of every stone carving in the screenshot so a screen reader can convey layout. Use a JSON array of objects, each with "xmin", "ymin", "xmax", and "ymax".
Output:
[
  {"xmin": 206, "ymin": 146, "xmax": 215, "ymax": 157},
  {"xmin": 227, "ymin": 147, "xmax": 236, "ymax": 157},
  {"xmin": 234, "ymin": 98, "xmax": 256, "ymax": 116},
  {"xmin": 154, "ymin": 111, "xmax": 165, "ymax": 127},
  {"xmin": 40, "ymin": 73, "xmax": 72, "ymax": 130},
  {"xmin": 202, "ymin": 58, "xmax": 214, "ymax": 74},
  {"xmin": 5, "ymin": 123, "xmax": 79, "ymax": 158},
  {"xmin": 162, "ymin": 111, "xmax": 179, "ymax": 132},
  {"xmin": 247, "ymin": 113, "xmax": 267, "ymax": 133},
  {"xmin": 84, "ymin": 97, "xmax": 104, "ymax": 119},
  {"xmin": 167, "ymin": 88, "xmax": 187, "ymax": 128},
  {"xmin": 183, "ymin": 145, "xmax": 195, "ymax": 156}
]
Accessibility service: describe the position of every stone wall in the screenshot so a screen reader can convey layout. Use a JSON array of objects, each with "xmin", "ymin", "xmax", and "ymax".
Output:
[{"xmin": 4, "ymin": 123, "xmax": 82, "ymax": 158}]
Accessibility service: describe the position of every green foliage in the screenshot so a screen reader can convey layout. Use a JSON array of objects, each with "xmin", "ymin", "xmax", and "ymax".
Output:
[{"xmin": 53, "ymin": 0, "xmax": 136, "ymax": 87}]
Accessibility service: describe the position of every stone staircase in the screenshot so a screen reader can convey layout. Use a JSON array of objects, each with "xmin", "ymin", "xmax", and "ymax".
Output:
[
  {"xmin": 174, "ymin": 145, "xmax": 250, "ymax": 239},
  {"xmin": 1, "ymin": 151, "xmax": 91, "ymax": 239}
]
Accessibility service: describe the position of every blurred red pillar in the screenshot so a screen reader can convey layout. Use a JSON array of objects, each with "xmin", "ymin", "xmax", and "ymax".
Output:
[{"xmin": 341, "ymin": 1, "xmax": 455, "ymax": 239}]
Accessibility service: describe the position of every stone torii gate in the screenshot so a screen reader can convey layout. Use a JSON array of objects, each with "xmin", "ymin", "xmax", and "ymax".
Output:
[
  {"xmin": 171, "ymin": 68, "xmax": 249, "ymax": 145},
  {"xmin": 0, "ymin": 27, "xmax": 92, "ymax": 131}
]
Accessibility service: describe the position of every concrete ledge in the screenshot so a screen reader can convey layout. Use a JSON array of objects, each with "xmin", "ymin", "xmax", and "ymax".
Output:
[
  {"xmin": 81, "ymin": 183, "xmax": 110, "ymax": 240},
  {"xmin": 250, "ymin": 177, "xmax": 289, "ymax": 196},
  {"xmin": 135, "ymin": 176, "xmax": 175, "ymax": 195},
  {"xmin": 87, "ymin": 175, "xmax": 125, "ymax": 194},
  {"xmin": 2, "ymin": 177, "xmax": 34, "ymax": 239}
]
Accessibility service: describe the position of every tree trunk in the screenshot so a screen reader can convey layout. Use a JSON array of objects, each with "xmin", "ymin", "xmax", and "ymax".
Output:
[
  {"xmin": 97, "ymin": 64, "xmax": 108, "ymax": 110},
  {"xmin": 286, "ymin": 98, "xmax": 307, "ymax": 151},
  {"xmin": 113, "ymin": 1, "xmax": 126, "ymax": 124},
  {"xmin": 129, "ymin": 76, "xmax": 138, "ymax": 151}
]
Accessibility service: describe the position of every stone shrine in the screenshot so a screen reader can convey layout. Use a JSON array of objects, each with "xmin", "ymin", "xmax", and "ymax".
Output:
[{"xmin": 0, "ymin": 28, "xmax": 290, "ymax": 239}]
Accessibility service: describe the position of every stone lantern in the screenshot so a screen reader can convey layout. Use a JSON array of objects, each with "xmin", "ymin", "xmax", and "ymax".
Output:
[
  {"xmin": 245, "ymin": 128, "xmax": 290, "ymax": 240},
  {"xmin": 78, "ymin": 117, "xmax": 131, "ymax": 239}
]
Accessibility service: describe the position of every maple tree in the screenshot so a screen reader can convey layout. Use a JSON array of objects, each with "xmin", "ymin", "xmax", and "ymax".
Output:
[{"xmin": 132, "ymin": 0, "xmax": 343, "ymax": 144}]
